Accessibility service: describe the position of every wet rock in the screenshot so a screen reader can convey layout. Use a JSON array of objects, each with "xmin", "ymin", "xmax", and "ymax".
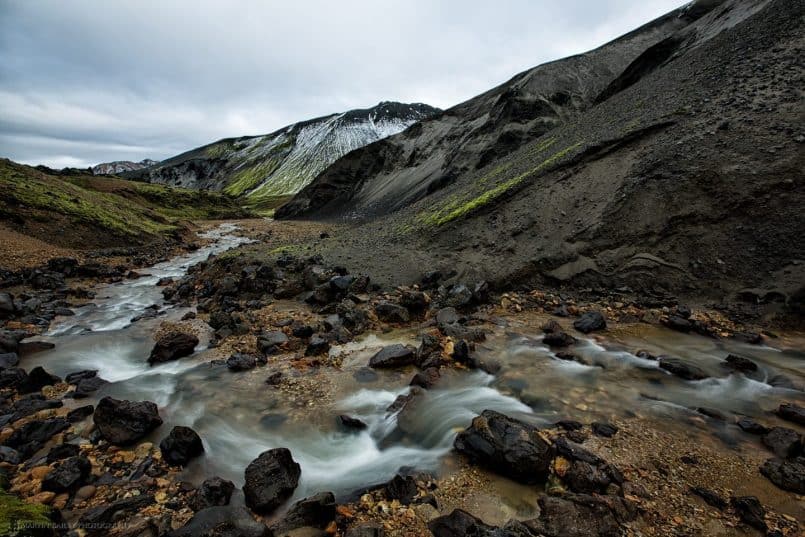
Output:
[
  {"xmin": 80, "ymin": 494, "xmax": 156, "ymax": 529},
  {"xmin": 565, "ymin": 460, "xmax": 613, "ymax": 494},
  {"xmin": 454, "ymin": 410, "xmax": 553, "ymax": 484},
  {"xmin": 730, "ymin": 496, "xmax": 766, "ymax": 531},
  {"xmin": 776, "ymin": 402, "xmax": 805, "ymax": 426},
  {"xmin": 93, "ymin": 396, "xmax": 163, "ymax": 445},
  {"xmin": 227, "ymin": 353, "xmax": 257, "ymax": 372},
  {"xmin": 436, "ymin": 307, "xmax": 459, "ymax": 327},
  {"xmin": 0, "ymin": 446, "xmax": 20, "ymax": 464},
  {"xmin": 160, "ymin": 425, "xmax": 204, "ymax": 466},
  {"xmin": 556, "ymin": 420, "xmax": 584, "ymax": 431},
  {"xmin": 353, "ymin": 367, "xmax": 379, "ymax": 383},
  {"xmin": 258, "ymin": 330, "xmax": 289, "ymax": 354},
  {"xmin": 329, "ymin": 275, "xmax": 355, "ymax": 292},
  {"xmin": 732, "ymin": 331, "xmax": 763, "ymax": 345},
  {"xmin": 591, "ymin": 423, "xmax": 618, "ymax": 438},
  {"xmin": 658, "ymin": 356, "xmax": 708, "ymax": 380},
  {"xmin": 696, "ymin": 407, "xmax": 727, "ymax": 421},
  {"xmin": 767, "ymin": 374, "xmax": 802, "ymax": 391},
  {"xmin": 193, "ymin": 476, "xmax": 235, "ymax": 511},
  {"xmin": 243, "ymin": 448, "xmax": 301, "ymax": 514},
  {"xmin": 374, "ymin": 301, "xmax": 410, "ymax": 323},
  {"xmin": 528, "ymin": 493, "xmax": 635, "ymax": 537},
  {"xmin": 410, "ymin": 367, "xmax": 441, "ymax": 389},
  {"xmin": 400, "ymin": 290, "xmax": 428, "ymax": 312},
  {"xmin": 690, "ymin": 486, "xmax": 727, "ymax": 510},
  {"xmin": 554, "ymin": 437, "xmax": 604, "ymax": 466},
  {"xmin": 736, "ymin": 417, "xmax": 768, "ymax": 435},
  {"xmin": 451, "ymin": 339, "xmax": 472, "ymax": 365},
  {"xmin": 273, "ymin": 491, "xmax": 336, "ymax": 533},
  {"xmin": 0, "ymin": 367, "xmax": 27, "ymax": 389},
  {"xmin": 0, "ymin": 292, "xmax": 14, "ymax": 319},
  {"xmin": 5, "ymin": 417, "xmax": 70, "ymax": 457},
  {"xmin": 22, "ymin": 366, "xmax": 61, "ymax": 393},
  {"xmin": 67, "ymin": 404, "xmax": 94, "ymax": 423},
  {"xmin": 4, "ymin": 395, "xmax": 62, "ymax": 422},
  {"xmin": 386, "ymin": 474, "xmax": 418, "ymax": 504},
  {"xmin": 0, "ymin": 352, "xmax": 19, "ymax": 369},
  {"xmin": 46, "ymin": 443, "xmax": 80, "ymax": 463},
  {"xmin": 65, "ymin": 369, "xmax": 98, "ymax": 384},
  {"xmin": 722, "ymin": 354, "xmax": 758, "ymax": 373},
  {"xmin": 428, "ymin": 509, "xmax": 500, "ymax": 537},
  {"xmin": 42, "ymin": 455, "xmax": 91, "ymax": 492},
  {"xmin": 445, "ymin": 284, "xmax": 473, "ymax": 308},
  {"xmin": 338, "ymin": 415, "xmax": 367, "ymax": 431},
  {"xmin": 305, "ymin": 334, "xmax": 330, "ymax": 356},
  {"xmin": 760, "ymin": 457, "xmax": 805, "ymax": 494},
  {"xmin": 663, "ymin": 315, "xmax": 692, "ymax": 333},
  {"xmin": 265, "ymin": 371, "xmax": 283, "ymax": 385},
  {"xmin": 72, "ymin": 375, "xmax": 106, "ymax": 398},
  {"xmin": 168, "ymin": 505, "xmax": 271, "ymax": 537},
  {"xmin": 542, "ymin": 321, "xmax": 576, "ymax": 347},
  {"xmin": 148, "ymin": 331, "xmax": 198, "ymax": 364},
  {"xmin": 573, "ymin": 312, "xmax": 606, "ymax": 334},
  {"xmin": 291, "ymin": 323, "xmax": 316, "ymax": 338},
  {"xmin": 762, "ymin": 427, "xmax": 802, "ymax": 459},
  {"xmin": 369, "ymin": 344, "xmax": 416, "ymax": 368}
]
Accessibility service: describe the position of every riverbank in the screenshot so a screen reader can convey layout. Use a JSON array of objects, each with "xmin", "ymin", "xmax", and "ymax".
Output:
[{"xmin": 0, "ymin": 219, "xmax": 802, "ymax": 537}]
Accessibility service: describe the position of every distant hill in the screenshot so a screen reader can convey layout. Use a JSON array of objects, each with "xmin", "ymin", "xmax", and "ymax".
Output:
[{"xmin": 92, "ymin": 159, "xmax": 159, "ymax": 175}]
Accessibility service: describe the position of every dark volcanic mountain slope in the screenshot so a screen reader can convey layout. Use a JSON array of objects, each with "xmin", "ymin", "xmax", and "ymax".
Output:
[
  {"xmin": 128, "ymin": 102, "xmax": 439, "ymax": 203},
  {"xmin": 274, "ymin": 0, "xmax": 804, "ymax": 309},
  {"xmin": 276, "ymin": 2, "xmax": 720, "ymax": 219}
]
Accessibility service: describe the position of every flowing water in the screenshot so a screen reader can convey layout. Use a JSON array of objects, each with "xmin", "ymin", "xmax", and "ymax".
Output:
[{"xmin": 21, "ymin": 223, "xmax": 805, "ymax": 515}]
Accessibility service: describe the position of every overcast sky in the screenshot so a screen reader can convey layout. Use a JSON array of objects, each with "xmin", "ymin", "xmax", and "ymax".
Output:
[{"xmin": 0, "ymin": 0, "xmax": 685, "ymax": 168}]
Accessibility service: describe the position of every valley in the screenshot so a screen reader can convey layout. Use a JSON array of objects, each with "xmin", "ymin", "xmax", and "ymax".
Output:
[{"xmin": 0, "ymin": 0, "xmax": 803, "ymax": 536}]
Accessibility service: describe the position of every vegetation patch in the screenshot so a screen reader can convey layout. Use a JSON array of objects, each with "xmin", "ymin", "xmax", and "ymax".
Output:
[
  {"xmin": 0, "ymin": 490, "xmax": 53, "ymax": 535},
  {"xmin": 415, "ymin": 141, "xmax": 581, "ymax": 228}
]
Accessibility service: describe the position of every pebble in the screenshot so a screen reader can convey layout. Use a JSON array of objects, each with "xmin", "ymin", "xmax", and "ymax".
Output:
[{"xmin": 76, "ymin": 484, "xmax": 96, "ymax": 500}]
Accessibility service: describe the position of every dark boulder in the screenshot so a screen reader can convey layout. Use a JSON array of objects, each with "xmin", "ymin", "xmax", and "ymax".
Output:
[
  {"xmin": 227, "ymin": 353, "xmax": 257, "ymax": 372},
  {"xmin": 46, "ymin": 443, "xmax": 80, "ymax": 463},
  {"xmin": 736, "ymin": 417, "xmax": 769, "ymax": 435},
  {"xmin": 243, "ymin": 448, "xmax": 301, "ymax": 514},
  {"xmin": 272, "ymin": 491, "xmax": 336, "ymax": 533},
  {"xmin": 374, "ymin": 301, "xmax": 410, "ymax": 323},
  {"xmin": 760, "ymin": 457, "xmax": 805, "ymax": 494},
  {"xmin": 148, "ymin": 331, "xmax": 198, "ymax": 364},
  {"xmin": 160, "ymin": 426, "xmax": 204, "ymax": 466},
  {"xmin": 730, "ymin": 496, "xmax": 766, "ymax": 531},
  {"xmin": 690, "ymin": 486, "xmax": 727, "ymax": 510},
  {"xmin": 410, "ymin": 367, "xmax": 441, "ymax": 389},
  {"xmin": 369, "ymin": 344, "xmax": 416, "ymax": 368},
  {"xmin": 5, "ymin": 417, "xmax": 70, "ymax": 457},
  {"xmin": 0, "ymin": 446, "xmax": 20, "ymax": 464},
  {"xmin": 305, "ymin": 334, "xmax": 330, "ymax": 356},
  {"xmin": 454, "ymin": 410, "xmax": 553, "ymax": 484},
  {"xmin": 573, "ymin": 312, "xmax": 606, "ymax": 334},
  {"xmin": 591, "ymin": 422, "xmax": 618, "ymax": 438},
  {"xmin": 72, "ymin": 376, "xmax": 106, "ymax": 398},
  {"xmin": 193, "ymin": 476, "xmax": 235, "ymax": 511},
  {"xmin": 0, "ymin": 367, "xmax": 27, "ymax": 389},
  {"xmin": 4, "ymin": 396, "xmax": 62, "ymax": 422},
  {"xmin": 761, "ymin": 427, "xmax": 802, "ymax": 459},
  {"xmin": 528, "ymin": 493, "xmax": 635, "ymax": 537},
  {"xmin": 67, "ymin": 404, "xmax": 94, "ymax": 423},
  {"xmin": 42, "ymin": 455, "xmax": 91, "ymax": 492},
  {"xmin": 338, "ymin": 415, "xmax": 367, "ymax": 431},
  {"xmin": 65, "ymin": 369, "xmax": 98, "ymax": 384},
  {"xmin": 663, "ymin": 315, "xmax": 692, "ymax": 333},
  {"xmin": 265, "ymin": 371, "xmax": 283, "ymax": 385},
  {"xmin": 257, "ymin": 330, "xmax": 289, "ymax": 354},
  {"xmin": 722, "ymin": 354, "xmax": 758, "ymax": 373},
  {"xmin": 400, "ymin": 290, "xmax": 428, "ymax": 312},
  {"xmin": 168, "ymin": 505, "xmax": 271, "ymax": 537},
  {"xmin": 93, "ymin": 396, "xmax": 163, "ymax": 445},
  {"xmin": 0, "ymin": 352, "xmax": 19, "ymax": 369},
  {"xmin": 776, "ymin": 402, "xmax": 805, "ymax": 426},
  {"xmin": 385, "ymin": 474, "xmax": 418, "ymax": 504},
  {"xmin": 658, "ymin": 356, "xmax": 708, "ymax": 380},
  {"xmin": 80, "ymin": 494, "xmax": 155, "ymax": 529},
  {"xmin": 21, "ymin": 366, "xmax": 61, "ymax": 393},
  {"xmin": 542, "ymin": 321, "xmax": 576, "ymax": 347},
  {"xmin": 444, "ymin": 284, "xmax": 473, "ymax": 308},
  {"xmin": 564, "ymin": 461, "xmax": 614, "ymax": 494},
  {"xmin": 428, "ymin": 509, "xmax": 500, "ymax": 537},
  {"xmin": 0, "ymin": 292, "xmax": 14, "ymax": 319}
]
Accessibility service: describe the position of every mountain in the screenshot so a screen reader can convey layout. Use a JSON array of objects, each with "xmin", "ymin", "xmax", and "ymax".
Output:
[
  {"xmin": 274, "ymin": 0, "xmax": 804, "ymax": 310},
  {"xmin": 92, "ymin": 159, "xmax": 159, "ymax": 175},
  {"xmin": 128, "ymin": 102, "xmax": 440, "ymax": 205}
]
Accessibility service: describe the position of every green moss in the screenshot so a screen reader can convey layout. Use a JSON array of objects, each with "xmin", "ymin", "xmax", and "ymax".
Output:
[
  {"xmin": 415, "ymin": 141, "xmax": 581, "ymax": 227},
  {"xmin": 224, "ymin": 160, "xmax": 282, "ymax": 197},
  {"xmin": 0, "ymin": 490, "xmax": 53, "ymax": 535}
]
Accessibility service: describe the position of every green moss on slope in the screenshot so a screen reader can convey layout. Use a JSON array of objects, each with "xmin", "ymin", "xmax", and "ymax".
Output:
[{"xmin": 0, "ymin": 490, "xmax": 53, "ymax": 535}]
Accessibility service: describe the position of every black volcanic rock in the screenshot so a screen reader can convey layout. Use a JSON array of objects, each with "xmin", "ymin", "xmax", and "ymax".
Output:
[
  {"xmin": 93, "ymin": 396, "xmax": 163, "ymax": 445},
  {"xmin": 160, "ymin": 426, "xmax": 204, "ymax": 466},
  {"xmin": 148, "ymin": 331, "xmax": 198, "ymax": 364},
  {"xmin": 243, "ymin": 448, "xmax": 301, "ymax": 514}
]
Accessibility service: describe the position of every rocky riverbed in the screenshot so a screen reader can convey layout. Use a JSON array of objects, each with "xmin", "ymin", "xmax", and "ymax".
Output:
[{"xmin": 0, "ymin": 220, "xmax": 802, "ymax": 537}]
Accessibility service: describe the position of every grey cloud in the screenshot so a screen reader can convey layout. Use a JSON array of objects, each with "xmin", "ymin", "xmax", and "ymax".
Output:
[{"xmin": 0, "ymin": 0, "xmax": 685, "ymax": 168}]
